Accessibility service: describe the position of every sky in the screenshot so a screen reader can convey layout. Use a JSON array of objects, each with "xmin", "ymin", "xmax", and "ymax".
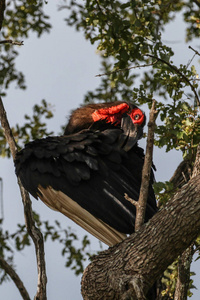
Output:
[{"xmin": 1, "ymin": 1, "xmax": 200, "ymax": 299}]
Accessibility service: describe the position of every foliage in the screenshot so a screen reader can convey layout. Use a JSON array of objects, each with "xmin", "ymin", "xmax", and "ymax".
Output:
[
  {"xmin": 153, "ymin": 181, "xmax": 174, "ymax": 207},
  {"xmin": 60, "ymin": 0, "xmax": 200, "ymax": 161},
  {"xmin": 0, "ymin": 99, "xmax": 54, "ymax": 157},
  {"xmin": 60, "ymin": 0, "xmax": 200, "ymax": 297},
  {"xmin": 0, "ymin": 0, "xmax": 51, "ymax": 95},
  {"xmin": 84, "ymin": 59, "xmax": 139, "ymax": 104}
]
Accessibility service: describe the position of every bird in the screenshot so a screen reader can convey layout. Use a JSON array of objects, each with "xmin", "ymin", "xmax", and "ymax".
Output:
[{"xmin": 15, "ymin": 101, "xmax": 157, "ymax": 246}]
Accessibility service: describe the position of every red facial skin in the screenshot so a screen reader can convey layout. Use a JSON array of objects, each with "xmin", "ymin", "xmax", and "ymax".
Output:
[
  {"xmin": 128, "ymin": 108, "xmax": 145, "ymax": 125},
  {"xmin": 92, "ymin": 103, "xmax": 144, "ymax": 126}
]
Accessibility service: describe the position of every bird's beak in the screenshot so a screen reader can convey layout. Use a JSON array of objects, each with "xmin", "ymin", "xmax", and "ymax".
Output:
[{"xmin": 120, "ymin": 115, "xmax": 144, "ymax": 151}]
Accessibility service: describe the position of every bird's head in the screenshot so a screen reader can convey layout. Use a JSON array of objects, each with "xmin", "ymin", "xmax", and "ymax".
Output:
[{"xmin": 64, "ymin": 101, "xmax": 145, "ymax": 150}]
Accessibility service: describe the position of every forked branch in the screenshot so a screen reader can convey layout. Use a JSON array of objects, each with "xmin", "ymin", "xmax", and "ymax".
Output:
[{"xmin": 0, "ymin": 96, "xmax": 47, "ymax": 300}]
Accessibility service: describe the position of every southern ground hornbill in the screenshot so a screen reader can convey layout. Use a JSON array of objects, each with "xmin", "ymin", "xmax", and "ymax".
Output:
[{"xmin": 15, "ymin": 101, "xmax": 157, "ymax": 246}]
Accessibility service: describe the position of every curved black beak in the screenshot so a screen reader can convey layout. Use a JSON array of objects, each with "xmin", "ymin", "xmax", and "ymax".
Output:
[{"xmin": 120, "ymin": 114, "xmax": 144, "ymax": 151}]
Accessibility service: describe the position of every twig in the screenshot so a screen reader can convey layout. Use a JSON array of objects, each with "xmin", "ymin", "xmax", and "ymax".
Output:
[
  {"xmin": 145, "ymin": 54, "xmax": 200, "ymax": 107},
  {"xmin": 0, "ymin": 256, "xmax": 31, "ymax": 300},
  {"xmin": 0, "ymin": 0, "xmax": 5, "ymax": 31},
  {"xmin": 0, "ymin": 96, "xmax": 47, "ymax": 300},
  {"xmin": 188, "ymin": 45, "xmax": 200, "ymax": 57},
  {"xmin": 187, "ymin": 45, "xmax": 200, "ymax": 69},
  {"xmin": 95, "ymin": 60, "xmax": 158, "ymax": 77},
  {"xmin": 0, "ymin": 39, "xmax": 24, "ymax": 46},
  {"xmin": 124, "ymin": 193, "xmax": 138, "ymax": 208},
  {"xmin": 0, "ymin": 177, "xmax": 3, "ymax": 219},
  {"xmin": 135, "ymin": 100, "xmax": 157, "ymax": 231}
]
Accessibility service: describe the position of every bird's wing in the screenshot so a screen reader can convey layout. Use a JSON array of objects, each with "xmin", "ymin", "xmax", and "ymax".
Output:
[
  {"xmin": 15, "ymin": 129, "xmax": 157, "ymax": 246},
  {"xmin": 38, "ymin": 186, "xmax": 126, "ymax": 246}
]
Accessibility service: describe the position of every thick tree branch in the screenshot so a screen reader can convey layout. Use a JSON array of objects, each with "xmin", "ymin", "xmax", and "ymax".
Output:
[
  {"xmin": 0, "ymin": 256, "xmax": 31, "ymax": 300},
  {"xmin": 135, "ymin": 100, "xmax": 157, "ymax": 231},
  {"xmin": 81, "ymin": 171, "xmax": 200, "ymax": 299},
  {"xmin": 0, "ymin": 96, "xmax": 47, "ymax": 300}
]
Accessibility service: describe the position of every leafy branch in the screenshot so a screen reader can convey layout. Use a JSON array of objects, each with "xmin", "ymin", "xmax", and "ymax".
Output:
[{"xmin": 145, "ymin": 53, "xmax": 200, "ymax": 107}]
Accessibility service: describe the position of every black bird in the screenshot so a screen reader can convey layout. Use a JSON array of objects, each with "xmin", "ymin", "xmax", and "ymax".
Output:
[{"xmin": 15, "ymin": 101, "xmax": 157, "ymax": 246}]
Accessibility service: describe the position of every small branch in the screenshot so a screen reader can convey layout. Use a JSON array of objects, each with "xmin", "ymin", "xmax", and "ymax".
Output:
[
  {"xmin": 187, "ymin": 46, "xmax": 200, "ymax": 69},
  {"xmin": 135, "ymin": 100, "xmax": 157, "ymax": 231},
  {"xmin": 0, "ymin": 0, "xmax": 5, "ymax": 31},
  {"xmin": 188, "ymin": 45, "xmax": 200, "ymax": 57},
  {"xmin": 145, "ymin": 54, "xmax": 200, "ymax": 107},
  {"xmin": 0, "ymin": 177, "xmax": 3, "ymax": 219},
  {"xmin": 124, "ymin": 193, "xmax": 138, "ymax": 208},
  {"xmin": 0, "ymin": 256, "xmax": 31, "ymax": 300},
  {"xmin": 95, "ymin": 60, "xmax": 158, "ymax": 77},
  {"xmin": 0, "ymin": 39, "xmax": 24, "ymax": 46},
  {"xmin": 0, "ymin": 96, "xmax": 47, "ymax": 300},
  {"xmin": 0, "ymin": 97, "xmax": 17, "ymax": 158}
]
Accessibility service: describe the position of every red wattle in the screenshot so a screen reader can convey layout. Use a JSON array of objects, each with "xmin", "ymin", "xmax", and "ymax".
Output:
[{"xmin": 92, "ymin": 103, "xmax": 129, "ymax": 124}]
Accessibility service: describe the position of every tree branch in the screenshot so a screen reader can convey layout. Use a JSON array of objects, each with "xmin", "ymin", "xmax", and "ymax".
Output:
[
  {"xmin": 0, "ymin": 256, "xmax": 31, "ymax": 300},
  {"xmin": 174, "ymin": 245, "xmax": 194, "ymax": 300},
  {"xmin": 192, "ymin": 143, "xmax": 200, "ymax": 178},
  {"xmin": 145, "ymin": 54, "xmax": 200, "ymax": 107},
  {"xmin": 95, "ymin": 60, "xmax": 158, "ymax": 77},
  {"xmin": 189, "ymin": 45, "xmax": 200, "ymax": 57},
  {"xmin": 0, "ymin": 96, "xmax": 47, "ymax": 300},
  {"xmin": 81, "ymin": 170, "xmax": 200, "ymax": 299},
  {"xmin": 0, "ymin": 39, "xmax": 24, "ymax": 46},
  {"xmin": 135, "ymin": 100, "xmax": 157, "ymax": 231},
  {"xmin": 0, "ymin": 0, "xmax": 5, "ymax": 31}
]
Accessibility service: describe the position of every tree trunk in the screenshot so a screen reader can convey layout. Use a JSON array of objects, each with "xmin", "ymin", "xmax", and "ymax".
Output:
[{"xmin": 81, "ymin": 174, "xmax": 200, "ymax": 299}]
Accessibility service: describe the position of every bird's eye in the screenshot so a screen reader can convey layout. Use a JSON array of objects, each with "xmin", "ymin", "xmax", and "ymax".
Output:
[
  {"xmin": 129, "ymin": 108, "xmax": 145, "ymax": 125},
  {"xmin": 134, "ymin": 114, "xmax": 140, "ymax": 120}
]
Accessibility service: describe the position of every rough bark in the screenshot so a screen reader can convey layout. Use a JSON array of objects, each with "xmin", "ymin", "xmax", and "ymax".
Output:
[
  {"xmin": 81, "ymin": 174, "xmax": 200, "ymax": 299},
  {"xmin": 174, "ymin": 245, "xmax": 194, "ymax": 300}
]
